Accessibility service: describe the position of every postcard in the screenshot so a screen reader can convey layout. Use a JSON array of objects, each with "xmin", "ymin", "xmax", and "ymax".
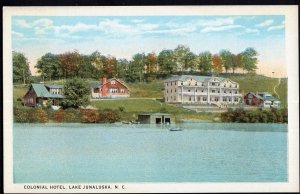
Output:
[{"xmin": 3, "ymin": 6, "xmax": 299, "ymax": 193}]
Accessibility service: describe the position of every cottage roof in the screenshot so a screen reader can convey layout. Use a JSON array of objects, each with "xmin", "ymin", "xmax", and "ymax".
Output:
[
  {"xmin": 45, "ymin": 84, "xmax": 64, "ymax": 89},
  {"xmin": 31, "ymin": 84, "xmax": 64, "ymax": 98},
  {"xmin": 89, "ymin": 81, "xmax": 102, "ymax": 88},
  {"xmin": 164, "ymin": 75, "xmax": 226, "ymax": 82}
]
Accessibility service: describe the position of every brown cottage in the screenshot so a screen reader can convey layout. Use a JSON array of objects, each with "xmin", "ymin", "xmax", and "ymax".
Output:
[{"xmin": 23, "ymin": 84, "xmax": 64, "ymax": 107}]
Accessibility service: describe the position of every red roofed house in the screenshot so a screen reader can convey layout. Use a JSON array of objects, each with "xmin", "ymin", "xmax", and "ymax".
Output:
[{"xmin": 90, "ymin": 77, "xmax": 130, "ymax": 99}]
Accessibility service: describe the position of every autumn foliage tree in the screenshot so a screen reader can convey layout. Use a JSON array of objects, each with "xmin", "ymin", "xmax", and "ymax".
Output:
[
  {"xmin": 212, "ymin": 54, "xmax": 223, "ymax": 74},
  {"xmin": 81, "ymin": 109, "xmax": 99, "ymax": 123},
  {"xmin": 53, "ymin": 109, "xmax": 65, "ymax": 122},
  {"xmin": 58, "ymin": 51, "xmax": 80, "ymax": 79}
]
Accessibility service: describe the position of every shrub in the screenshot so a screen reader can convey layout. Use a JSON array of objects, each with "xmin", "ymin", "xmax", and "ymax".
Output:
[
  {"xmin": 118, "ymin": 106, "xmax": 125, "ymax": 112},
  {"xmin": 53, "ymin": 109, "xmax": 65, "ymax": 122},
  {"xmin": 64, "ymin": 108, "xmax": 80, "ymax": 122},
  {"xmin": 97, "ymin": 109, "xmax": 121, "ymax": 123},
  {"xmin": 81, "ymin": 109, "xmax": 99, "ymax": 123},
  {"xmin": 27, "ymin": 108, "xmax": 49, "ymax": 122},
  {"xmin": 14, "ymin": 106, "xmax": 30, "ymax": 122}
]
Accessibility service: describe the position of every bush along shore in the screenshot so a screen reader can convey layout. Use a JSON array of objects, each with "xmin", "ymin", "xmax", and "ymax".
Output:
[
  {"xmin": 221, "ymin": 108, "xmax": 288, "ymax": 123},
  {"xmin": 14, "ymin": 106, "xmax": 121, "ymax": 123}
]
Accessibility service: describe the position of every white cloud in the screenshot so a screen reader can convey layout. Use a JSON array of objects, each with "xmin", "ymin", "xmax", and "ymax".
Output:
[
  {"xmin": 245, "ymin": 28, "xmax": 259, "ymax": 33},
  {"xmin": 131, "ymin": 19, "xmax": 144, "ymax": 23},
  {"xmin": 198, "ymin": 17, "xmax": 235, "ymax": 27},
  {"xmin": 201, "ymin": 25, "xmax": 243, "ymax": 33},
  {"xmin": 12, "ymin": 31, "xmax": 24, "ymax": 37},
  {"xmin": 267, "ymin": 25, "xmax": 284, "ymax": 31},
  {"xmin": 33, "ymin": 18, "xmax": 53, "ymax": 27},
  {"xmin": 15, "ymin": 19, "xmax": 32, "ymax": 28},
  {"xmin": 137, "ymin": 23, "xmax": 159, "ymax": 31},
  {"xmin": 256, "ymin": 19, "xmax": 274, "ymax": 28}
]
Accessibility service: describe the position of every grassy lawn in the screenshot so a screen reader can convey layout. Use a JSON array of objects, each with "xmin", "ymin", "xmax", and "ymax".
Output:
[{"xmin": 127, "ymin": 80, "xmax": 164, "ymax": 98}]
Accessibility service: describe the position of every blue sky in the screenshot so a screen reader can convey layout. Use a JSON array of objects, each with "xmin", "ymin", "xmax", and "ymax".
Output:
[{"xmin": 12, "ymin": 15, "xmax": 286, "ymax": 77}]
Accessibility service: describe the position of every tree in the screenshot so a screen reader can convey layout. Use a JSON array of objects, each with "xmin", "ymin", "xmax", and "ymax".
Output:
[
  {"xmin": 212, "ymin": 54, "xmax": 223, "ymax": 74},
  {"xmin": 103, "ymin": 55, "xmax": 117, "ymax": 78},
  {"xmin": 58, "ymin": 51, "xmax": 80, "ymax": 79},
  {"xmin": 241, "ymin": 47, "xmax": 258, "ymax": 73},
  {"xmin": 173, "ymin": 45, "xmax": 191, "ymax": 71},
  {"xmin": 13, "ymin": 51, "xmax": 31, "ymax": 84},
  {"xmin": 145, "ymin": 52, "xmax": 158, "ymax": 74},
  {"xmin": 116, "ymin": 59, "xmax": 129, "ymax": 80},
  {"xmin": 185, "ymin": 52, "xmax": 199, "ymax": 72},
  {"xmin": 90, "ymin": 51, "xmax": 105, "ymax": 78},
  {"xmin": 198, "ymin": 51, "xmax": 212, "ymax": 73},
  {"xmin": 157, "ymin": 49, "xmax": 177, "ymax": 75},
  {"xmin": 231, "ymin": 53, "xmax": 243, "ymax": 74},
  {"xmin": 219, "ymin": 50, "xmax": 233, "ymax": 73},
  {"xmin": 130, "ymin": 53, "xmax": 146, "ymax": 82},
  {"xmin": 78, "ymin": 54, "xmax": 99, "ymax": 79},
  {"xmin": 61, "ymin": 78, "xmax": 90, "ymax": 109},
  {"xmin": 35, "ymin": 53, "xmax": 62, "ymax": 81}
]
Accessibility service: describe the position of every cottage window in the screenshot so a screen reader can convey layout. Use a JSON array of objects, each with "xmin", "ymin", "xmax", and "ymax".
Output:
[
  {"xmin": 94, "ymin": 88, "xmax": 100, "ymax": 93},
  {"xmin": 111, "ymin": 80, "xmax": 116, "ymax": 85}
]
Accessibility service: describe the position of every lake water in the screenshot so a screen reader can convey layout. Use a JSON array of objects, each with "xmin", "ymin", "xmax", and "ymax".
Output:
[{"xmin": 13, "ymin": 122, "xmax": 287, "ymax": 183}]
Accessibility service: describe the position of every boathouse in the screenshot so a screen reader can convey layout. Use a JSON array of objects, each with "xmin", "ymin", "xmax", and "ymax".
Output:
[{"xmin": 137, "ymin": 113, "xmax": 174, "ymax": 124}]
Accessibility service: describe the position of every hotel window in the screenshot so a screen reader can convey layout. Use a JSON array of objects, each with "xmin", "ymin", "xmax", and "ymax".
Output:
[
  {"xmin": 175, "ymin": 82, "xmax": 176, "ymax": 85},
  {"xmin": 167, "ymin": 83, "xmax": 168, "ymax": 86},
  {"xmin": 223, "ymin": 97, "xmax": 227, "ymax": 102},
  {"xmin": 189, "ymin": 96, "xmax": 192, "ymax": 101},
  {"xmin": 201, "ymin": 90, "xmax": 204, "ymax": 93},
  {"xmin": 212, "ymin": 90, "xmax": 215, "ymax": 93},
  {"xmin": 203, "ymin": 97, "xmax": 207, "ymax": 101},
  {"xmin": 181, "ymin": 82, "xmax": 183, "ymax": 85},
  {"xmin": 167, "ymin": 97, "xmax": 168, "ymax": 101},
  {"xmin": 175, "ymin": 89, "xmax": 176, "ymax": 92},
  {"xmin": 195, "ymin": 82, "xmax": 197, "ymax": 86},
  {"xmin": 171, "ymin": 89, "xmax": 172, "ymax": 93},
  {"xmin": 234, "ymin": 98, "xmax": 239, "ymax": 102},
  {"xmin": 229, "ymin": 98, "xmax": 232, "ymax": 102},
  {"xmin": 188, "ymin": 89, "xmax": 191, "ymax": 92},
  {"xmin": 215, "ymin": 98, "xmax": 219, "ymax": 102},
  {"xmin": 230, "ymin": 84, "xmax": 232, "ymax": 88},
  {"xmin": 218, "ymin": 90, "xmax": 220, "ymax": 93},
  {"xmin": 235, "ymin": 91, "xmax": 238, "ymax": 94},
  {"xmin": 167, "ymin": 90, "xmax": 168, "ymax": 93},
  {"xmin": 171, "ymin": 82, "xmax": 172, "ymax": 86},
  {"xmin": 195, "ymin": 89, "xmax": 197, "ymax": 92},
  {"xmin": 189, "ymin": 82, "xmax": 191, "ymax": 86},
  {"xmin": 224, "ymin": 84, "xmax": 227, "ymax": 87}
]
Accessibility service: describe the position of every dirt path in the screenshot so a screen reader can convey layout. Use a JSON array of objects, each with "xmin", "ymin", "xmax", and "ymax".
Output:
[{"xmin": 273, "ymin": 78, "xmax": 281, "ymax": 98}]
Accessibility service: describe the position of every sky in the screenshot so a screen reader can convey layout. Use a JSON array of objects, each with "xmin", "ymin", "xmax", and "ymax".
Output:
[{"xmin": 11, "ymin": 15, "xmax": 286, "ymax": 77}]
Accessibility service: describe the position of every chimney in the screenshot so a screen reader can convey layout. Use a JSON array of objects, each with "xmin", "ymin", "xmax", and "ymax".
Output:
[{"xmin": 102, "ymin": 76, "xmax": 107, "ymax": 97}]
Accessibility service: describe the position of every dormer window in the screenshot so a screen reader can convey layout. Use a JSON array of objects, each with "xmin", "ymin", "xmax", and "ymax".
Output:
[{"xmin": 111, "ymin": 80, "xmax": 116, "ymax": 85}]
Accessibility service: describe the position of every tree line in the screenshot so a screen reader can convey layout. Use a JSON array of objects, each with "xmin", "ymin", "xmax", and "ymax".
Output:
[{"xmin": 13, "ymin": 45, "xmax": 258, "ymax": 84}]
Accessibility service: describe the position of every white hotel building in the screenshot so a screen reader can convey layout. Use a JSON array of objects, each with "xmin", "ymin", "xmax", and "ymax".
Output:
[{"xmin": 164, "ymin": 75, "xmax": 242, "ymax": 104}]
